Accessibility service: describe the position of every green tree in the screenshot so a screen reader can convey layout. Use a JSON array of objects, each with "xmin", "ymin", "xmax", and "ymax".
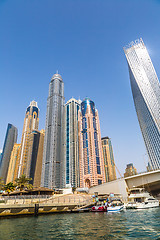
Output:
[
  {"xmin": 4, "ymin": 182, "xmax": 15, "ymax": 195},
  {"xmin": 15, "ymin": 174, "xmax": 33, "ymax": 191}
]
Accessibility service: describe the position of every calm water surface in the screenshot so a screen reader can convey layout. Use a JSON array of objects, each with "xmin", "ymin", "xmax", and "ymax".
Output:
[{"xmin": 0, "ymin": 208, "xmax": 160, "ymax": 240}]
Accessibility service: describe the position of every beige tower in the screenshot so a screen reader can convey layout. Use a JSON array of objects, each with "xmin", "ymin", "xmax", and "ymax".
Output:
[
  {"xmin": 78, "ymin": 98, "xmax": 105, "ymax": 188},
  {"xmin": 124, "ymin": 163, "xmax": 137, "ymax": 178},
  {"xmin": 17, "ymin": 101, "xmax": 39, "ymax": 178},
  {"xmin": 101, "ymin": 137, "xmax": 117, "ymax": 182},
  {"xmin": 6, "ymin": 143, "xmax": 21, "ymax": 183}
]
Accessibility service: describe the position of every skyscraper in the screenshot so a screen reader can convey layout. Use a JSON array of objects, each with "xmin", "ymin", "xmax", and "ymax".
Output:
[
  {"xmin": 124, "ymin": 163, "xmax": 137, "ymax": 178},
  {"xmin": 64, "ymin": 98, "xmax": 81, "ymax": 188},
  {"xmin": 41, "ymin": 73, "xmax": 64, "ymax": 189},
  {"xmin": 101, "ymin": 137, "xmax": 117, "ymax": 182},
  {"xmin": 17, "ymin": 101, "xmax": 39, "ymax": 178},
  {"xmin": 0, "ymin": 124, "xmax": 18, "ymax": 183},
  {"xmin": 6, "ymin": 143, "xmax": 21, "ymax": 183},
  {"xmin": 78, "ymin": 98, "xmax": 105, "ymax": 188},
  {"xmin": 33, "ymin": 129, "xmax": 45, "ymax": 187},
  {"xmin": 25, "ymin": 129, "xmax": 45, "ymax": 187},
  {"xmin": 124, "ymin": 39, "xmax": 160, "ymax": 170}
]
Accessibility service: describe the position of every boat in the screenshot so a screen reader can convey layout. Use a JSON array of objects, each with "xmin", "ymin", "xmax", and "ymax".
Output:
[
  {"xmin": 107, "ymin": 199, "xmax": 124, "ymax": 212},
  {"xmin": 92, "ymin": 204, "xmax": 107, "ymax": 212},
  {"xmin": 126, "ymin": 188, "xmax": 159, "ymax": 209}
]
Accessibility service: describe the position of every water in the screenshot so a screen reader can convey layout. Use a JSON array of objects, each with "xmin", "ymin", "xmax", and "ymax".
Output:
[{"xmin": 0, "ymin": 208, "xmax": 160, "ymax": 240}]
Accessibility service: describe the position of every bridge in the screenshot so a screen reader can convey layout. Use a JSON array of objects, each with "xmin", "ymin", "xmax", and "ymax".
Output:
[{"xmin": 89, "ymin": 169, "xmax": 160, "ymax": 200}]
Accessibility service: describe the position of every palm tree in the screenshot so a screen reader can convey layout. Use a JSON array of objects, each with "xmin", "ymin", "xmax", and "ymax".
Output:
[
  {"xmin": 4, "ymin": 182, "xmax": 15, "ymax": 195},
  {"xmin": 15, "ymin": 174, "xmax": 33, "ymax": 191},
  {"xmin": 0, "ymin": 178, "xmax": 4, "ymax": 191}
]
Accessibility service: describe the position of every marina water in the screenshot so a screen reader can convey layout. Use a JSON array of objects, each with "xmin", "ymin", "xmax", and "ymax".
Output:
[{"xmin": 0, "ymin": 208, "xmax": 160, "ymax": 239}]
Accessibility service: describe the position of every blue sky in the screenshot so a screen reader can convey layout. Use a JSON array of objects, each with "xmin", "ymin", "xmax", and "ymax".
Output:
[{"xmin": 0, "ymin": 0, "xmax": 160, "ymax": 175}]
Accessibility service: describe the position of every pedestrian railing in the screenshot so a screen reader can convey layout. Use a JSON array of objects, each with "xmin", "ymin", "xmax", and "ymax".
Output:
[{"xmin": 0, "ymin": 194, "xmax": 93, "ymax": 207}]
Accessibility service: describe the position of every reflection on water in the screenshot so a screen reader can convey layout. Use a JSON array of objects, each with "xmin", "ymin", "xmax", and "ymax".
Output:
[{"xmin": 0, "ymin": 208, "xmax": 160, "ymax": 239}]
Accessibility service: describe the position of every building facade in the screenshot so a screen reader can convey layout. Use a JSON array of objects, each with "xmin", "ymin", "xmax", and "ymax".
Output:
[
  {"xmin": 0, "ymin": 123, "xmax": 18, "ymax": 183},
  {"xmin": 33, "ymin": 129, "xmax": 45, "ymax": 187},
  {"xmin": 0, "ymin": 150, "xmax": 2, "ymax": 168},
  {"xmin": 6, "ymin": 143, "xmax": 21, "ymax": 183},
  {"xmin": 101, "ymin": 137, "xmax": 117, "ymax": 182},
  {"xmin": 124, "ymin": 39, "xmax": 160, "ymax": 170},
  {"xmin": 78, "ymin": 98, "xmax": 105, "ymax": 188},
  {"xmin": 25, "ymin": 129, "xmax": 45, "ymax": 187},
  {"xmin": 17, "ymin": 101, "xmax": 39, "ymax": 178},
  {"xmin": 64, "ymin": 98, "xmax": 81, "ymax": 188},
  {"xmin": 41, "ymin": 73, "xmax": 64, "ymax": 189},
  {"xmin": 124, "ymin": 163, "xmax": 137, "ymax": 178}
]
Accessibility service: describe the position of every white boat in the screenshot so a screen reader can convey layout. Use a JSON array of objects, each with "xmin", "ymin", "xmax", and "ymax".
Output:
[
  {"xmin": 126, "ymin": 188, "xmax": 159, "ymax": 209},
  {"xmin": 107, "ymin": 199, "xmax": 124, "ymax": 212}
]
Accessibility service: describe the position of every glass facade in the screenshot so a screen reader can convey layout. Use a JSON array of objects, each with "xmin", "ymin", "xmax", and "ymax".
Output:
[
  {"xmin": 64, "ymin": 98, "xmax": 80, "ymax": 188},
  {"xmin": 124, "ymin": 39, "xmax": 160, "ymax": 169},
  {"xmin": 41, "ymin": 73, "xmax": 64, "ymax": 189},
  {"xmin": 78, "ymin": 98, "xmax": 105, "ymax": 187},
  {"xmin": 101, "ymin": 137, "xmax": 117, "ymax": 182},
  {"xmin": 0, "ymin": 123, "xmax": 18, "ymax": 183}
]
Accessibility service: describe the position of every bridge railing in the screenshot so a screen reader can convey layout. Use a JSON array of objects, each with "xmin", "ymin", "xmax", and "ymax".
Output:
[{"xmin": 0, "ymin": 194, "xmax": 93, "ymax": 207}]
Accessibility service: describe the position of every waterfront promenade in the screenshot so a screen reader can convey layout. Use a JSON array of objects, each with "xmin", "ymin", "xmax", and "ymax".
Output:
[{"xmin": 0, "ymin": 194, "xmax": 93, "ymax": 217}]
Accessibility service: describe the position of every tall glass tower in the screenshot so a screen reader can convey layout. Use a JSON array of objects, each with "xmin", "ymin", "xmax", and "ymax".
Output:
[
  {"xmin": 41, "ymin": 73, "xmax": 64, "ymax": 189},
  {"xmin": 64, "ymin": 98, "xmax": 81, "ymax": 188},
  {"xmin": 0, "ymin": 123, "xmax": 18, "ymax": 183},
  {"xmin": 124, "ymin": 39, "xmax": 160, "ymax": 170}
]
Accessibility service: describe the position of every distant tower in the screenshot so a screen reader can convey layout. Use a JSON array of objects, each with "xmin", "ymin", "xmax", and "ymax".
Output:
[
  {"xmin": 64, "ymin": 98, "xmax": 81, "ymax": 188},
  {"xmin": 101, "ymin": 137, "xmax": 117, "ymax": 182},
  {"xmin": 0, "ymin": 124, "xmax": 18, "ymax": 183},
  {"xmin": 124, "ymin": 163, "xmax": 137, "ymax": 178},
  {"xmin": 124, "ymin": 39, "xmax": 160, "ymax": 170},
  {"xmin": 78, "ymin": 98, "xmax": 105, "ymax": 188},
  {"xmin": 17, "ymin": 101, "xmax": 39, "ymax": 178},
  {"xmin": 41, "ymin": 73, "xmax": 64, "ymax": 189}
]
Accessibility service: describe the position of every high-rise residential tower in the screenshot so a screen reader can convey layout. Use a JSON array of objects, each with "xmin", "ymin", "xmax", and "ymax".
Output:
[
  {"xmin": 124, "ymin": 39, "xmax": 160, "ymax": 170},
  {"xmin": 78, "ymin": 98, "xmax": 105, "ymax": 188},
  {"xmin": 0, "ymin": 124, "xmax": 18, "ymax": 183},
  {"xmin": 124, "ymin": 163, "xmax": 137, "ymax": 178},
  {"xmin": 6, "ymin": 143, "xmax": 21, "ymax": 183},
  {"xmin": 17, "ymin": 101, "xmax": 39, "ymax": 178},
  {"xmin": 26, "ymin": 129, "xmax": 45, "ymax": 187},
  {"xmin": 41, "ymin": 73, "xmax": 64, "ymax": 189},
  {"xmin": 64, "ymin": 98, "xmax": 81, "ymax": 188},
  {"xmin": 101, "ymin": 137, "xmax": 117, "ymax": 182}
]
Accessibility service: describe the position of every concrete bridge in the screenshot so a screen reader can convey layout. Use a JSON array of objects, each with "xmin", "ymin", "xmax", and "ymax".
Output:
[{"xmin": 89, "ymin": 169, "xmax": 160, "ymax": 200}]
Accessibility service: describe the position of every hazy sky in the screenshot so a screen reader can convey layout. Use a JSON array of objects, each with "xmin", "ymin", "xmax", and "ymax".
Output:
[{"xmin": 0, "ymin": 0, "xmax": 160, "ymax": 176}]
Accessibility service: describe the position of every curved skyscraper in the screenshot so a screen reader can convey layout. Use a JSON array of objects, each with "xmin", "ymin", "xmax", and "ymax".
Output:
[
  {"xmin": 41, "ymin": 73, "xmax": 64, "ymax": 189},
  {"xmin": 124, "ymin": 39, "xmax": 160, "ymax": 170}
]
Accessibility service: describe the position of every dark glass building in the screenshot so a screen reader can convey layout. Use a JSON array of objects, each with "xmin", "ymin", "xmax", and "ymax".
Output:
[{"xmin": 0, "ymin": 124, "xmax": 18, "ymax": 183}]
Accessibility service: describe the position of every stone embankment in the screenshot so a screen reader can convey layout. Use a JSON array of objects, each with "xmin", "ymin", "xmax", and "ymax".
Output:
[{"xmin": 0, "ymin": 194, "xmax": 93, "ymax": 217}]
